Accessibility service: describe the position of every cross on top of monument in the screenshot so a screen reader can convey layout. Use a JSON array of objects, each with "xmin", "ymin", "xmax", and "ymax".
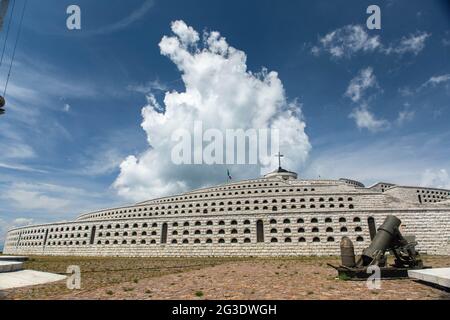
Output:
[{"xmin": 275, "ymin": 152, "xmax": 284, "ymax": 169}]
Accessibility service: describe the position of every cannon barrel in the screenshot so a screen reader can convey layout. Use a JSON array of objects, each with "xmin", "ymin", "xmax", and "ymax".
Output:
[{"xmin": 361, "ymin": 215, "xmax": 401, "ymax": 265}]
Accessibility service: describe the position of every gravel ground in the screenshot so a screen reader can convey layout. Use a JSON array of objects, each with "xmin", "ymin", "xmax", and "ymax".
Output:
[{"xmin": 2, "ymin": 255, "xmax": 448, "ymax": 300}]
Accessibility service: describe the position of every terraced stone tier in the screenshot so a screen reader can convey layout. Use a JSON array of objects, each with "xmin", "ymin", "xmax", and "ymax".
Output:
[
  {"xmin": 0, "ymin": 261, "xmax": 23, "ymax": 273},
  {"xmin": 0, "ymin": 256, "xmax": 29, "ymax": 261},
  {"xmin": 0, "ymin": 270, "xmax": 67, "ymax": 290}
]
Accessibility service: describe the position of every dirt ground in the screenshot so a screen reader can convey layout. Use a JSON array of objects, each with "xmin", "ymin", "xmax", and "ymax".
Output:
[{"xmin": 1, "ymin": 255, "xmax": 449, "ymax": 300}]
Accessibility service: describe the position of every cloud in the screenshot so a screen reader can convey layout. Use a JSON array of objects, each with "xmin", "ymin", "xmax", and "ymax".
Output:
[
  {"xmin": 443, "ymin": 31, "xmax": 450, "ymax": 47},
  {"xmin": 312, "ymin": 25, "xmax": 380, "ymax": 58},
  {"xmin": 421, "ymin": 169, "xmax": 450, "ymax": 189},
  {"xmin": 83, "ymin": 0, "xmax": 155, "ymax": 36},
  {"xmin": 420, "ymin": 74, "xmax": 450, "ymax": 88},
  {"xmin": 1, "ymin": 183, "xmax": 71, "ymax": 212},
  {"xmin": 345, "ymin": 67, "xmax": 377, "ymax": 103},
  {"xmin": 396, "ymin": 108, "xmax": 415, "ymax": 126},
  {"xmin": 113, "ymin": 20, "xmax": 311, "ymax": 201},
  {"xmin": 305, "ymin": 132, "xmax": 450, "ymax": 188},
  {"xmin": 79, "ymin": 147, "xmax": 128, "ymax": 176},
  {"xmin": 0, "ymin": 181, "xmax": 108, "ymax": 213},
  {"xmin": 384, "ymin": 31, "xmax": 431, "ymax": 55},
  {"xmin": 345, "ymin": 67, "xmax": 388, "ymax": 132},
  {"xmin": 170, "ymin": 20, "xmax": 200, "ymax": 45},
  {"xmin": 0, "ymin": 162, "xmax": 47, "ymax": 173},
  {"xmin": 1, "ymin": 141, "xmax": 35, "ymax": 159},
  {"xmin": 127, "ymin": 79, "xmax": 169, "ymax": 94},
  {"xmin": 398, "ymin": 86, "xmax": 414, "ymax": 97},
  {"xmin": 397, "ymin": 74, "xmax": 450, "ymax": 99},
  {"xmin": 0, "ymin": 174, "xmax": 127, "ymax": 247},
  {"xmin": 349, "ymin": 105, "xmax": 389, "ymax": 132},
  {"xmin": 312, "ymin": 25, "xmax": 430, "ymax": 59},
  {"xmin": 11, "ymin": 218, "xmax": 35, "ymax": 226},
  {"xmin": 0, "ymin": 51, "xmax": 125, "ymax": 178}
]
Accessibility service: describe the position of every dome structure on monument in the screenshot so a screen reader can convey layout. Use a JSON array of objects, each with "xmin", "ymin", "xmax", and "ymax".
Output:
[{"xmin": 264, "ymin": 167, "xmax": 298, "ymax": 180}]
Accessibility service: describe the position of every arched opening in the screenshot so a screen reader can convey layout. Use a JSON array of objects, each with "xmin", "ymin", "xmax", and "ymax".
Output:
[
  {"xmin": 367, "ymin": 217, "xmax": 376, "ymax": 240},
  {"xmin": 256, "ymin": 219, "xmax": 264, "ymax": 243},
  {"xmin": 161, "ymin": 223, "xmax": 168, "ymax": 244},
  {"xmin": 43, "ymin": 229, "xmax": 49, "ymax": 247},
  {"xmin": 89, "ymin": 226, "xmax": 96, "ymax": 245}
]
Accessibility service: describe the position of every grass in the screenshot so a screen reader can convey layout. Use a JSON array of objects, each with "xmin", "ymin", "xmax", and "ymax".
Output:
[
  {"xmin": 338, "ymin": 273, "xmax": 351, "ymax": 281},
  {"xmin": 195, "ymin": 291, "xmax": 204, "ymax": 297},
  {"xmin": 122, "ymin": 287, "xmax": 134, "ymax": 292}
]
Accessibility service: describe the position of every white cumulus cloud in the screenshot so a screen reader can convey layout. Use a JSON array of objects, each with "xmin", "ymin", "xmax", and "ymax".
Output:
[{"xmin": 113, "ymin": 20, "xmax": 311, "ymax": 202}]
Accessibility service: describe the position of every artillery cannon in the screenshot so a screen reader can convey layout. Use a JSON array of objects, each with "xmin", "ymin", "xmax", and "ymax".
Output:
[{"xmin": 329, "ymin": 215, "xmax": 426, "ymax": 279}]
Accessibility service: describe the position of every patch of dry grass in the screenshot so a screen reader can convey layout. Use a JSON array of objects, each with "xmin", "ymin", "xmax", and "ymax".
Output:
[{"xmin": 2, "ymin": 256, "xmax": 246, "ymax": 300}]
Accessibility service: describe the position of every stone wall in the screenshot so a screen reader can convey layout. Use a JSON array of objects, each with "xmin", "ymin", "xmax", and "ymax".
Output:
[
  {"xmin": 4, "ymin": 208, "xmax": 450, "ymax": 257},
  {"xmin": 384, "ymin": 186, "xmax": 449, "ymax": 205}
]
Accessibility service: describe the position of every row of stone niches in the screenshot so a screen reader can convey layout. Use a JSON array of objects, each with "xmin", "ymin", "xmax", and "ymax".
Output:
[
  {"xmin": 82, "ymin": 196, "xmax": 356, "ymax": 220},
  {"xmin": 38, "ymin": 235, "xmax": 366, "ymax": 246},
  {"xmin": 17, "ymin": 216, "xmax": 364, "ymax": 242},
  {"xmin": 14, "ymin": 217, "xmax": 361, "ymax": 242}
]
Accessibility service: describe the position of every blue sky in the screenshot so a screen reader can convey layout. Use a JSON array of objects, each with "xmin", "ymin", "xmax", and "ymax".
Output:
[{"xmin": 0, "ymin": 0, "xmax": 449, "ymax": 244}]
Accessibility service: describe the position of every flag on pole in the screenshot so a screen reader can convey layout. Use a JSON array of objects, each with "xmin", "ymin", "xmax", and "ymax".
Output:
[{"xmin": 227, "ymin": 169, "xmax": 232, "ymax": 181}]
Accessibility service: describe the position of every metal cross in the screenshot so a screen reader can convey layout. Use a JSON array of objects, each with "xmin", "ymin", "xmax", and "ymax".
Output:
[{"xmin": 275, "ymin": 152, "xmax": 284, "ymax": 169}]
